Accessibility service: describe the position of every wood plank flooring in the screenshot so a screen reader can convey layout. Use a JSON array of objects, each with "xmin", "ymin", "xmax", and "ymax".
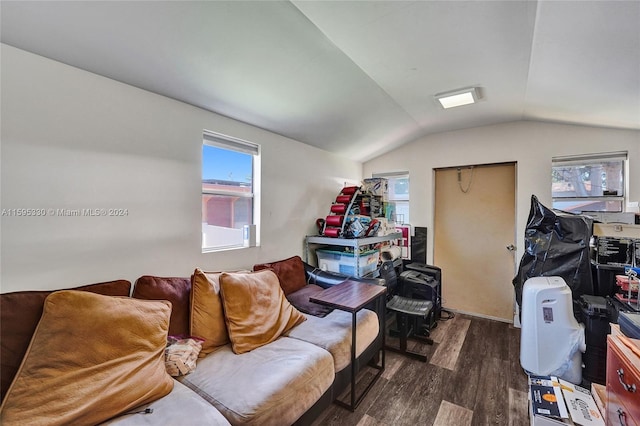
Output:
[{"xmin": 312, "ymin": 313, "xmax": 529, "ymax": 426}]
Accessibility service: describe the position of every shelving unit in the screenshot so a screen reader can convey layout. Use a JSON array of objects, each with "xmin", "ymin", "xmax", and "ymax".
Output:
[{"xmin": 304, "ymin": 232, "xmax": 402, "ymax": 277}]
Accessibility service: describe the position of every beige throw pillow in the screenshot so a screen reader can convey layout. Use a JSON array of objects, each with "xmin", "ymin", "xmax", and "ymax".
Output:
[
  {"xmin": 219, "ymin": 270, "xmax": 306, "ymax": 354},
  {"xmin": 190, "ymin": 269, "xmax": 230, "ymax": 356},
  {"xmin": 0, "ymin": 290, "xmax": 173, "ymax": 426}
]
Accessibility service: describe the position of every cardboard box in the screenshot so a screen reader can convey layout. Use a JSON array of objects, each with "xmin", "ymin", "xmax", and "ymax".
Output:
[
  {"xmin": 362, "ymin": 178, "xmax": 388, "ymax": 200},
  {"xmin": 528, "ymin": 376, "xmax": 605, "ymax": 426},
  {"xmin": 590, "ymin": 383, "xmax": 606, "ymax": 419},
  {"xmin": 529, "ymin": 375, "xmax": 570, "ymax": 425},
  {"xmin": 558, "ymin": 379, "xmax": 605, "ymax": 426}
]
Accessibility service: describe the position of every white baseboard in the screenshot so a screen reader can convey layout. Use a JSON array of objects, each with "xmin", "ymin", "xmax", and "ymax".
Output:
[{"xmin": 442, "ymin": 307, "xmax": 514, "ymax": 324}]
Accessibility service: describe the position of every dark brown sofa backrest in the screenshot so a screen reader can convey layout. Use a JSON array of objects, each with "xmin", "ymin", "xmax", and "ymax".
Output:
[
  {"xmin": 0, "ymin": 280, "xmax": 132, "ymax": 402},
  {"xmin": 132, "ymin": 276, "xmax": 191, "ymax": 337}
]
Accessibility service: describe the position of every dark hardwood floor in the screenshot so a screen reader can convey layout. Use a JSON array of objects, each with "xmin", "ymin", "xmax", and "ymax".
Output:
[{"xmin": 312, "ymin": 313, "xmax": 529, "ymax": 426}]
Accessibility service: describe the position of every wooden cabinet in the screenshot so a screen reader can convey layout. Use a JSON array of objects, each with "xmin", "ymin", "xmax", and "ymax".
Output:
[{"xmin": 606, "ymin": 335, "xmax": 640, "ymax": 425}]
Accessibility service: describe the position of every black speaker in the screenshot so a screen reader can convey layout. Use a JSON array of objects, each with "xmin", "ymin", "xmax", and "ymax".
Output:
[{"xmin": 411, "ymin": 226, "xmax": 428, "ymax": 265}]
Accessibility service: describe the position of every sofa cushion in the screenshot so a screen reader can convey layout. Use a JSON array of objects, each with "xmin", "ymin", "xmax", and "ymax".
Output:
[
  {"xmin": 132, "ymin": 276, "xmax": 191, "ymax": 337},
  {"xmin": 219, "ymin": 270, "xmax": 306, "ymax": 354},
  {"xmin": 100, "ymin": 380, "xmax": 231, "ymax": 426},
  {"xmin": 253, "ymin": 255, "xmax": 307, "ymax": 295},
  {"xmin": 284, "ymin": 309, "xmax": 379, "ymax": 372},
  {"xmin": 286, "ymin": 284, "xmax": 334, "ymax": 318},
  {"xmin": 190, "ymin": 269, "xmax": 229, "ymax": 356},
  {"xmin": 0, "ymin": 279, "xmax": 131, "ymax": 402},
  {"xmin": 178, "ymin": 338, "xmax": 334, "ymax": 426},
  {"xmin": 0, "ymin": 291, "xmax": 174, "ymax": 426}
]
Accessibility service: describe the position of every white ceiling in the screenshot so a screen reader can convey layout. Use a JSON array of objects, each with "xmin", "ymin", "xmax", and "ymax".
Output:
[{"xmin": 2, "ymin": 1, "xmax": 639, "ymax": 162}]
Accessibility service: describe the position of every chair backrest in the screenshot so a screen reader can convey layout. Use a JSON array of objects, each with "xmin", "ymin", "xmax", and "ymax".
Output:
[{"xmin": 379, "ymin": 260, "xmax": 398, "ymax": 297}]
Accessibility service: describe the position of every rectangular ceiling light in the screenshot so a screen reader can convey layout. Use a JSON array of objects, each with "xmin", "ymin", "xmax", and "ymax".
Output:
[{"xmin": 435, "ymin": 87, "xmax": 479, "ymax": 109}]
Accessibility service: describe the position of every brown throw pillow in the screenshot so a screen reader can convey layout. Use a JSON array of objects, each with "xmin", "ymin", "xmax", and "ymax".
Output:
[
  {"xmin": 0, "ymin": 291, "xmax": 174, "ymax": 426},
  {"xmin": 132, "ymin": 275, "xmax": 191, "ymax": 336},
  {"xmin": 219, "ymin": 270, "xmax": 306, "ymax": 354},
  {"xmin": 287, "ymin": 284, "xmax": 334, "ymax": 318},
  {"xmin": 253, "ymin": 255, "xmax": 307, "ymax": 295},
  {"xmin": 190, "ymin": 269, "xmax": 230, "ymax": 356}
]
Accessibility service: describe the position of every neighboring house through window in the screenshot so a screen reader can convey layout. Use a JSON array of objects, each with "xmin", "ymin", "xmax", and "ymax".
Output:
[
  {"xmin": 373, "ymin": 172, "xmax": 410, "ymax": 224},
  {"xmin": 202, "ymin": 131, "xmax": 260, "ymax": 251},
  {"xmin": 552, "ymin": 151, "xmax": 627, "ymax": 213}
]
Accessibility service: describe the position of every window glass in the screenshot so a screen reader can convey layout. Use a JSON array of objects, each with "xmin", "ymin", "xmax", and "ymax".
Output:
[
  {"xmin": 551, "ymin": 153, "xmax": 626, "ymax": 213},
  {"xmin": 202, "ymin": 134, "xmax": 258, "ymax": 251},
  {"xmin": 373, "ymin": 173, "xmax": 410, "ymax": 223},
  {"xmin": 389, "ymin": 176, "xmax": 409, "ymax": 201}
]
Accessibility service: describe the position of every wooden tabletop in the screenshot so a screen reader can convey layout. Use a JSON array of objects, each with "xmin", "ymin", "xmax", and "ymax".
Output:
[{"xmin": 310, "ymin": 279, "xmax": 386, "ymax": 313}]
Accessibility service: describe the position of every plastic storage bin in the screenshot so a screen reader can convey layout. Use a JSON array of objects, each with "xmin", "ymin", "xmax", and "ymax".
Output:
[
  {"xmin": 619, "ymin": 312, "xmax": 640, "ymax": 338},
  {"xmin": 316, "ymin": 248, "xmax": 379, "ymax": 277},
  {"xmin": 577, "ymin": 295, "xmax": 610, "ymax": 385},
  {"xmin": 606, "ymin": 295, "xmax": 639, "ymax": 323},
  {"xmin": 616, "ymin": 274, "xmax": 640, "ymax": 292},
  {"xmin": 591, "ymin": 263, "xmax": 626, "ymax": 297}
]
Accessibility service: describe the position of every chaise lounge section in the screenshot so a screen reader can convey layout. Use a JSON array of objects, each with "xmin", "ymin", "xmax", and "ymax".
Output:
[{"xmin": 0, "ymin": 256, "xmax": 385, "ymax": 426}]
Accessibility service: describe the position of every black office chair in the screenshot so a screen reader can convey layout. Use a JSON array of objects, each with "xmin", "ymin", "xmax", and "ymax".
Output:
[{"xmin": 379, "ymin": 260, "xmax": 434, "ymax": 362}]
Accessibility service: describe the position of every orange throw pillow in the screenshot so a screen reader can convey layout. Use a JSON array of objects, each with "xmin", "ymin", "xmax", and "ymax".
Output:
[
  {"xmin": 219, "ymin": 270, "xmax": 306, "ymax": 354},
  {"xmin": 190, "ymin": 269, "xmax": 230, "ymax": 356},
  {"xmin": 0, "ymin": 291, "xmax": 173, "ymax": 426}
]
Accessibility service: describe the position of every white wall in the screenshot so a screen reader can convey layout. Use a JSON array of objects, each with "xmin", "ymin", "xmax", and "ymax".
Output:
[
  {"xmin": 0, "ymin": 45, "xmax": 362, "ymax": 292},
  {"xmin": 364, "ymin": 121, "xmax": 640, "ymax": 266}
]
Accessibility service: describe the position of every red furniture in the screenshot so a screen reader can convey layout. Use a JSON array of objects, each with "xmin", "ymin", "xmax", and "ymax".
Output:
[{"xmin": 606, "ymin": 334, "xmax": 640, "ymax": 425}]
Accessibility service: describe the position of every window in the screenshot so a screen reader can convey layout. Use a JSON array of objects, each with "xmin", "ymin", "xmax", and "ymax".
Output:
[
  {"xmin": 552, "ymin": 151, "xmax": 627, "ymax": 213},
  {"xmin": 202, "ymin": 132, "xmax": 259, "ymax": 251},
  {"xmin": 373, "ymin": 172, "xmax": 410, "ymax": 224}
]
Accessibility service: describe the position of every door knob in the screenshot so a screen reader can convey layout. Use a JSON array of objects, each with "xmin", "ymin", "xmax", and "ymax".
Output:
[{"xmin": 506, "ymin": 244, "xmax": 516, "ymax": 252}]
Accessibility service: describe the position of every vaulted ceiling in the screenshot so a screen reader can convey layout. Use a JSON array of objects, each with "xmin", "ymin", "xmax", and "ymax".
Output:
[{"xmin": 2, "ymin": 1, "xmax": 639, "ymax": 162}]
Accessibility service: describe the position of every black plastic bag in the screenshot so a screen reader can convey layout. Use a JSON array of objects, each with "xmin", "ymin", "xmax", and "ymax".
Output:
[{"xmin": 513, "ymin": 195, "xmax": 594, "ymax": 308}]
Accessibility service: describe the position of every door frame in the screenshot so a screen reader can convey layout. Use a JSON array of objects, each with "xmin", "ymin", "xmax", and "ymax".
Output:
[{"xmin": 432, "ymin": 161, "xmax": 518, "ymax": 323}]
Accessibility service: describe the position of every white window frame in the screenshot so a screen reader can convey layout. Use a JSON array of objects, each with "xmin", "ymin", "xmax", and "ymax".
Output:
[
  {"xmin": 372, "ymin": 171, "xmax": 410, "ymax": 224},
  {"xmin": 551, "ymin": 151, "xmax": 627, "ymax": 213},
  {"xmin": 202, "ymin": 131, "xmax": 260, "ymax": 252}
]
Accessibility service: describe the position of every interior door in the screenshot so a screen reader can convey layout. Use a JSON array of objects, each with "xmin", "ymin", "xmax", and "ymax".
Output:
[{"xmin": 434, "ymin": 162, "xmax": 516, "ymax": 321}]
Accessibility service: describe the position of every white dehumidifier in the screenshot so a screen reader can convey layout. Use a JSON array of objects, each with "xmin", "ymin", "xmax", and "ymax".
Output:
[{"xmin": 520, "ymin": 276, "xmax": 585, "ymax": 384}]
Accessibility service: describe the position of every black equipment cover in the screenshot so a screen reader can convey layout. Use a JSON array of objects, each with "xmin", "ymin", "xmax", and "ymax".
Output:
[{"xmin": 513, "ymin": 195, "xmax": 594, "ymax": 309}]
